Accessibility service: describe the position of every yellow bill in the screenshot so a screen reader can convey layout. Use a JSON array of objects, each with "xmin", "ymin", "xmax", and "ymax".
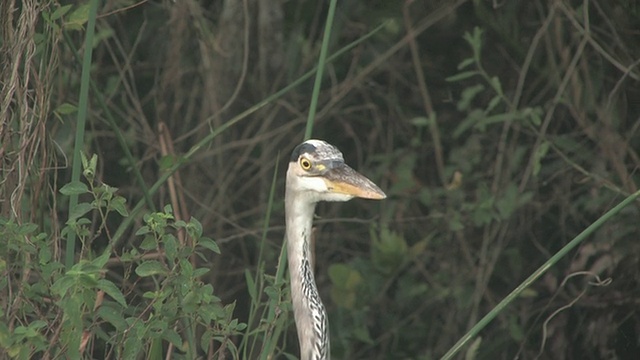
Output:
[{"xmin": 322, "ymin": 164, "xmax": 386, "ymax": 200}]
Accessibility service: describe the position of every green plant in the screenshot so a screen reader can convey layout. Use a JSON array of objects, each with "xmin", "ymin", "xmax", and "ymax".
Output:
[{"xmin": 0, "ymin": 153, "xmax": 242, "ymax": 359}]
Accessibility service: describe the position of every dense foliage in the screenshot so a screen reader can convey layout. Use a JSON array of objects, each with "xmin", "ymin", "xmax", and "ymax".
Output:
[{"xmin": 1, "ymin": 0, "xmax": 639, "ymax": 359}]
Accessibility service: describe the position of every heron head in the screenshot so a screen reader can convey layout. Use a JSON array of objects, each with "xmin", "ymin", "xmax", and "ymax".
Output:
[{"xmin": 286, "ymin": 139, "xmax": 386, "ymax": 203}]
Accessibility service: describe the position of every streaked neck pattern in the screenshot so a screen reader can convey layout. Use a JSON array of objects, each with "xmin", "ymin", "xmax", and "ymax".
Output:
[{"xmin": 285, "ymin": 195, "xmax": 330, "ymax": 360}]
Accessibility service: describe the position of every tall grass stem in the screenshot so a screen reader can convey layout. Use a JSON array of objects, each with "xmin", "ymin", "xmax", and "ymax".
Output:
[
  {"xmin": 441, "ymin": 190, "xmax": 640, "ymax": 360},
  {"xmin": 304, "ymin": 0, "xmax": 339, "ymax": 140},
  {"xmin": 65, "ymin": 0, "xmax": 99, "ymax": 269}
]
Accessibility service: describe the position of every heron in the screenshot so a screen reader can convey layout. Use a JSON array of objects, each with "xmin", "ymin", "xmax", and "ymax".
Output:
[{"xmin": 285, "ymin": 139, "xmax": 386, "ymax": 360}]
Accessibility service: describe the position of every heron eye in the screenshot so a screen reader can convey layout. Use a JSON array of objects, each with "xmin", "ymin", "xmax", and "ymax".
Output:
[{"xmin": 299, "ymin": 158, "xmax": 312, "ymax": 170}]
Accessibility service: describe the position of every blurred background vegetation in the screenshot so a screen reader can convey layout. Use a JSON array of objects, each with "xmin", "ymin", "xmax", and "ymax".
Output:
[{"xmin": 2, "ymin": 0, "xmax": 640, "ymax": 359}]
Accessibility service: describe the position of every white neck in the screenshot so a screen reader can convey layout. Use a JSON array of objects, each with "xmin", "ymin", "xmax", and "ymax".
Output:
[{"xmin": 285, "ymin": 185, "xmax": 330, "ymax": 360}]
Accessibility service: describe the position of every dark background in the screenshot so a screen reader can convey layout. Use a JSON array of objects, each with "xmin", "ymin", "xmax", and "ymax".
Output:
[{"xmin": 2, "ymin": 0, "xmax": 640, "ymax": 359}]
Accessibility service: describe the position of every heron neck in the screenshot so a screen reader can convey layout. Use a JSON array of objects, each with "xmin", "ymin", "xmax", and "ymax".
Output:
[{"xmin": 284, "ymin": 191, "xmax": 330, "ymax": 360}]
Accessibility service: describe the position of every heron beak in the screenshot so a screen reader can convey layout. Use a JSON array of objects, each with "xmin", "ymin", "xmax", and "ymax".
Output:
[{"xmin": 322, "ymin": 164, "xmax": 386, "ymax": 200}]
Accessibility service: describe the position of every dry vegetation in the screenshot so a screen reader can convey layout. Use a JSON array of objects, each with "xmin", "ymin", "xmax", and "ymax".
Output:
[{"xmin": 1, "ymin": 0, "xmax": 640, "ymax": 359}]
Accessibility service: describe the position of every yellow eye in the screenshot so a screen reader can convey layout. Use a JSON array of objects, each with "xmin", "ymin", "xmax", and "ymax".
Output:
[{"xmin": 300, "ymin": 158, "xmax": 312, "ymax": 170}]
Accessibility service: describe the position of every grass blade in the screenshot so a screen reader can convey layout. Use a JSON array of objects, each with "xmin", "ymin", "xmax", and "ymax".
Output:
[
  {"xmin": 304, "ymin": 0, "xmax": 339, "ymax": 140},
  {"xmin": 441, "ymin": 190, "xmax": 640, "ymax": 360},
  {"xmin": 65, "ymin": 0, "xmax": 99, "ymax": 269}
]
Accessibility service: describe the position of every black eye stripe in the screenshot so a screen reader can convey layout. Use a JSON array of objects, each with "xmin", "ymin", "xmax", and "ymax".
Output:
[{"xmin": 290, "ymin": 143, "xmax": 317, "ymax": 163}]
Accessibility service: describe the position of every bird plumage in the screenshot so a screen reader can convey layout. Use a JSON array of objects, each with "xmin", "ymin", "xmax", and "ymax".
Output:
[{"xmin": 285, "ymin": 139, "xmax": 385, "ymax": 360}]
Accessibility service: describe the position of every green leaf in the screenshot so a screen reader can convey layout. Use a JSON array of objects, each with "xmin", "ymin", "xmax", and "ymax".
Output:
[
  {"xmin": 17, "ymin": 223, "xmax": 38, "ymax": 235},
  {"xmin": 68, "ymin": 202, "xmax": 93, "ymax": 221},
  {"xmin": 50, "ymin": 4, "xmax": 72, "ymax": 20},
  {"xmin": 188, "ymin": 217, "xmax": 203, "ymax": 238},
  {"xmin": 159, "ymin": 155, "xmax": 179, "ymax": 171},
  {"xmin": 199, "ymin": 303, "xmax": 226, "ymax": 321},
  {"xmin": 490, "ymin": 76, "xmax": 503, "ymax": 96},
  {"xmin": 65, "ymin": 4, "xmax": 90, "ymax": 30},
  {"xmin": 328, "ymin": 263, "xmax": 350, "ymax": 287},
  {"xmin": 97, "ymin": 279, "xmax": 127, "ymax": 307},
  {"xmin": 135, "ymin": 261, "xmax": 167, "ymax": 277},
  {"xmin": 353, "ymin": 325, "xmax": 374, "ymax": 345},
  {"xmin": 193, "ymin": 267, "xmax": 210, "ymax": 278},
  {"xmin": 163, "ymin": 234, "xmax": 177, "ymax": 262},
  {"xmin": 123, "ymin": 330, "xmax": 142, "ymax": 359},
  {"xmin": 464, "ymin": 27, "xmax": 484, "ymax": 58},
  {"xmin": 83, "ymin": 153, "xmax": 97, "ymax": 180},
  {"xmin": 54, "ymin": 102, "xmax": 77, "ymax": 115},
  {"xmin": 264, "ymin": 286, "xmax": 280, "ymax": 300},
  {"xmin": 410, "ymin": 116, "xmax": 430, "ymax": 127},
  {"xmin": 519, "ymin": 288, "xmax": 538, "ymax": 298},
  {"xmin": 59, "ymin": 181, "xmax": 88, "ymax": 195},
  {"xmin": 139, "ymin": 235, "xmax": 157, "ymax": 250},
  {"xmin": 94, "ymin": 27, "xmax": 115, "ymax": 47},
  {"xmin": 27, "ymin": 320, "xmax": 47, "ymax": 332},
  {"xmin": 110, "ymin": 196, "xmax": 129, "ymax": 216},
  {"xmin": 89, "ymin": 154, "xmax": 98, "ymax": 174},
  {"xmin": 148, "ymin": 319, "xmax": 167, "ymax": 338},
  {"xmin": 198, "ymin": 237, "xmax": 220, "ymax": 254},
  {"xmin": 371, "ymin": 232, "xmax": 408, "ymax": 275},
  {"xmin": 97, "ymin": 304, "xmax": 127, "ymax": 331},
  {"xmin": 245, "ymin": 270, "xmax": 256, "ymax": 300},
  {"xmin": 182, "ymin": 290, "xmax": 198, "ymax": 313},
  {"xmin": 474, "ymin": 112, "xmax": 512, "ymax": 130},
  {"xmin": 457, "ymin": 57, "xmax": 475, "ymax": 70},
  {"xmin": 143, "ymin": 291, "xmax": 157, "ymax": 299},
  {"xmin": 39, "ymin": 246, "xmax": 52, "ymax": 265},
  {"xmin": 200, "ymin": 330, "xmax": 214, "ymax": 353},
  {"xmin": 51, "ymin": 275, "xmax": 75, "ymax": 298},
  {"xmin": 508, "ymin": 315, "xmax": 525, "ymax": 341},
  {"xmin": 496, "ymin": 184, "xmax": 518, "ymax": 219},
  {"xmin": 92, "ymin": 249, "xmax": 111, "ymax": 268},
  {"xmin": 179, "ymin": 258, "xmax": 193, "ymax": 278},
  {"xmin": 529, "ymin": 107, "xmax": 542, "ymax": 126},
  {"xmin": 448, "ymin": 213, "xmax": 464, "ymax": 231},
  {"xmin": 81, "ymin": 152, "xmax": 89, "ymax": 170},
  {"xmin": 486, "ymin": 95, "xmax": 502, "ymax": 113},
  {"xmin": 135, "ymin": 226, "xmax": 150, "ymax": 236},
  {"xmin": 78, "ymin": 273, "xmax": 98, "ymax": 288},
  {"xmin": 162, "ymin": 328, "xmax": 182, "ymax": 348},
  {"xmin": 533, "ymin": 141, "xmax": 550, "ymax": 177},
  {"xmin": 457, "ymin": 84, "xmax": 485, "ymax": 111},
  {"xmin": 446, "ymin": 71, "xmax": 479, "ymax": 82},
  {"xmin": 329, "ymin": 263, "xmax": 363, "ymax": 309}
]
